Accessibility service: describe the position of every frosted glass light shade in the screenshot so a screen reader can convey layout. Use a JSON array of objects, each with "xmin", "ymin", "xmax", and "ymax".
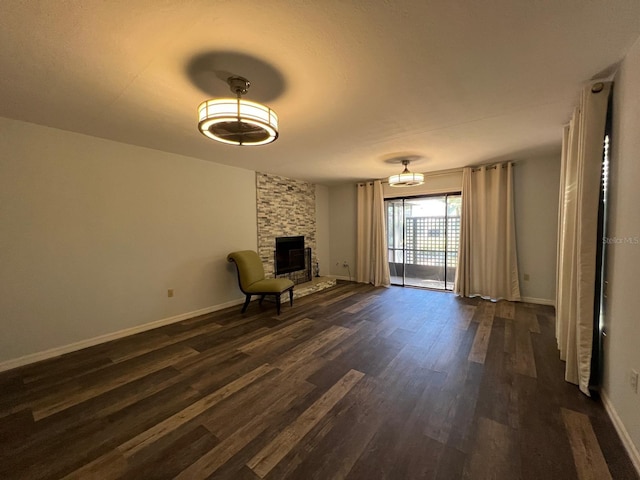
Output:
[
  {"xmin": 388, "ymin": 171, "xmax": 424, "ymax": 187},
  {"xmin": 198, "ymin": 98, "xmax": 279, "ymax": 146}
]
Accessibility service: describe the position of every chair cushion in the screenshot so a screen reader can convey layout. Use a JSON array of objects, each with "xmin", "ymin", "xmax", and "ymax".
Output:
[
  {"xmin": 227, "ymin": 250, "xmax": 266, "ymax": 289},
  {"xmin": 245, "ymin": 278, "xmax": 294, "ymax": 294}
]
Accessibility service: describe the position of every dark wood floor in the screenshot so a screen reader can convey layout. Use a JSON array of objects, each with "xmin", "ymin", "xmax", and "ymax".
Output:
[{"xmin": 0, "ymin": 282, "xmax": 637, "ymax": 479}]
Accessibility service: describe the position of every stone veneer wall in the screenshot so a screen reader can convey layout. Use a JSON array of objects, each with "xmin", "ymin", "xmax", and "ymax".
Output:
[{"xmin": 256, "ymin": 172, "xmax": 316, "ymax": 279}]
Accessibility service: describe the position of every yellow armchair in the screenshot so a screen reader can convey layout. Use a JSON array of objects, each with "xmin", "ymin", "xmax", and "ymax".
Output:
[{"xmin": 227, "ymin": 250, "xmax": 295, "ymax": 315}]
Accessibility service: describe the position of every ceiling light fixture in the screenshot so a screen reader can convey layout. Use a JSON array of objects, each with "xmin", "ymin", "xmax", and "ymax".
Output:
[
  {"xmin": 388, "ymin": 159, "xmax": 424, "ymax": 187},
  {"xmin": 197, "ymin": 76, "xmax": 279, "ymax": 146}
]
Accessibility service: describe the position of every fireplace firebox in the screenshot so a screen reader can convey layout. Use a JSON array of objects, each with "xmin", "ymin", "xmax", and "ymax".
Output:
[
  {"xmin": 274, "ymin": 236, "xmax": 311, "ymax": 284},
  {"xmin": 275, "ymin": 236, "xmax": 305, "ymax": 274}
]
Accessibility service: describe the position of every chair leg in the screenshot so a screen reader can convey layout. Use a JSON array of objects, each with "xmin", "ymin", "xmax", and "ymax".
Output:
[
  {"xmin": 289, "ymin": 288, "xmax": 294, "ymax": 307},
  {"xmin": 241, "ymin": 295, "xmax": 251, "ymax": 313},
  {"xmin": 259, "ymin": 294, "xmax": 266, "ymax": 306},
  {"xmin": 276, "ymin": 294, "xmax": 281, "ymax": 315}
]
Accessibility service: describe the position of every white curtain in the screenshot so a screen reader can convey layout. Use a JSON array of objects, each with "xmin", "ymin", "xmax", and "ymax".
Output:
[
  {"xmin": 356, "ymin": 180, "xmax": 390, "ymax": 286},
  {"xmin": 556, "ymin": 82, "xmax": 611, "ymax": 396},
  {"xmin": 454, "ymin": 162, "xmax": 521, "ymax": 301}
]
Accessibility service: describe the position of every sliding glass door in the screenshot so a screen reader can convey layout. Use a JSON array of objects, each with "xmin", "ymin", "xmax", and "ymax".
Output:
[{"xmin": 386, "ymin": 194, "xmax": 461, "ymax": 290}]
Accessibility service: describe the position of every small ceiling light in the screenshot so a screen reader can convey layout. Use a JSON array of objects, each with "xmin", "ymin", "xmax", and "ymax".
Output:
[
  {"xmin": 197, "ymin": 76, "xmax": 278, "ymax": 146},
  {"xmin": 388, "ymin": 159, "xmax": 424, "ymax": 187}
]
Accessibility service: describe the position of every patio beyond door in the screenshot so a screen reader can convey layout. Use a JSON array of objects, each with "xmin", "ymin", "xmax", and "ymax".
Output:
[{"xmin": 386, "ymin": 194, "xmax": 461, "ymax": 290}]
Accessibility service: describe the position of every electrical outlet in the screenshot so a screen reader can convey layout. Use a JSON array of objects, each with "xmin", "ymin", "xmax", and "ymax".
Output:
[
  {"xmin": 343, "ymin": 261, "xmax": 349, "ymax": 268},
  {"xmin": 167, "ymin": 289, "xmax": 174, "ymax": 298},
  {"xmin": 631, "ymin": 369, "xmax": 639, "ymax": 394}
]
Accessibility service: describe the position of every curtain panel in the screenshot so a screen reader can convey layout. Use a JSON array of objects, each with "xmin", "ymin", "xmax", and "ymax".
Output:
[
  {"xmin": 556, "ymin": 82, "xmax": 611, "ymax": 396},
  {"xmin": 356, "ymin": 181, "xmax": 390, "ymax": 287},
  {"xmin": 454, "ymin": 162, "xmax": 521, "ymax": 302}
]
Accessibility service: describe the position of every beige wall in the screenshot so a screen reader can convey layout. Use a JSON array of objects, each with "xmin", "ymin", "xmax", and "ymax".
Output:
[
  {"xmin": 0, "ymin": 117, "xmax": 257, "ymax": 365},
  {"xmin": 603, "ymin": 35, "xmax": 640, "ymax": 464},
  {"xmin": 513, "ymin": 154, "xmax": 561, "ymax": 303},
  {"xmin": 328, "ymin": 184, "xmax": 357, "ymax": 279}
]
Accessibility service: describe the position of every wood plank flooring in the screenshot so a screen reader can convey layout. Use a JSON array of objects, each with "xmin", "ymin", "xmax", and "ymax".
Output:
[{"xmin": 0, "ymin": 282, "xmax": 637, "ymax": 479}]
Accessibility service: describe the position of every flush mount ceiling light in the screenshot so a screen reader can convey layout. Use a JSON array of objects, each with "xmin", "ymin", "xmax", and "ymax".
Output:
[
  {"xmin": 388, "ymin": 159, "xmax": 424, "ymax": 187},
  {"xmin": 197, "ymin": 76, "xmax": 279, "ymax": 146}
]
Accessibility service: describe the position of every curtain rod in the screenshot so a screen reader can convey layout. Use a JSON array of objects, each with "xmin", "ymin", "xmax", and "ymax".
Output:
[{"xmin": 470, "ymin": 161, "xmax": 516, "ymax": 172}]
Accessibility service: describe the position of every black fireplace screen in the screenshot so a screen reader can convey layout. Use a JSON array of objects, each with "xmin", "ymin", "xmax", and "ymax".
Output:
[
  {"xmin": 274, "ymin": 236, "xmax": 311, "ymax": 285},
  {"xmin": 275, "ymin": 236, "xmax": 305, "ymax": 274}
]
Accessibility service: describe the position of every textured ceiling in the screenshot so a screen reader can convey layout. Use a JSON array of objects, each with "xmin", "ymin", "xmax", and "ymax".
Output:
[{"xmin": 1, "ymin": 1, "xmax": 639, "ymax": 184}]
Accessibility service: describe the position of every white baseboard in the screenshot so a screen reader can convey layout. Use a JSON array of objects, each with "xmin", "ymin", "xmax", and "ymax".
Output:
[
  {"xmin": 520, "ymin": 296, "xmax": 555, "ymax": 306},
  {"xmin": 601, "ymin": 390, "xmax": 640, "ymax": 476},
  {"xmin": 0, "ymin": 297, "xmax": 245, "ymax": 373}
]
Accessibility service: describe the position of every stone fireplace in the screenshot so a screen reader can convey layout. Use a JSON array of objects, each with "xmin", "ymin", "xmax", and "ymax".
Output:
[
  {"xmin": 256, "ymin": 172, "xmax": 317, "ymax": 279},
  {"xmin": 256, "ymin": 172, "xmax": 336, "ymax": 297}
]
